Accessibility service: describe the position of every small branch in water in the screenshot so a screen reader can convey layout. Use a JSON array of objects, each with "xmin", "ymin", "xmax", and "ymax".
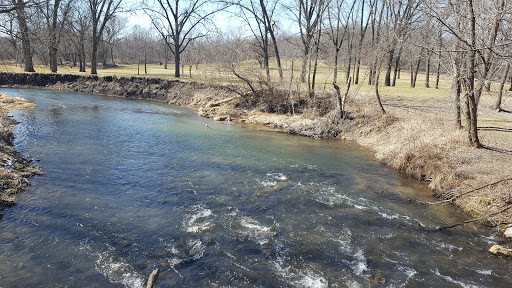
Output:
[
  {"xmin": 421, "ymin": 177, "xmax": 512, "ymax": 205},
  {"xmin": 436, "ymin": 204, "xmax": 512, "ymax": 230},
  {"xmin": 146, "ymin": 268, "xmax": 160, "ymax": 288}
]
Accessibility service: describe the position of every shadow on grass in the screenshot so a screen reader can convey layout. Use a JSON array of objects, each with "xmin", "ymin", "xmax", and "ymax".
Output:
[
  {"xmin": 482, "ymin": 145, "xmax": 512, "ymax": 154},
  {"xmin": 478, "ymin": 126, "xmax": 512, "ymax": 132}
]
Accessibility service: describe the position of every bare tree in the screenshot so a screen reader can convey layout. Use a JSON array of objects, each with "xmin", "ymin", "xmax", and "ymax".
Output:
[
  {"xmin": 144, "ymin": 0, "xmax": 226, "ymax": 78},
  {"xmin": 100, "ymin": 15, "xmax": 126, "ymax": 66},
  {"xmin": 383, "ymin": 0, "xmax": 421, "ymax": 87},
  {"xmin": 11, "ymin": 0, "xmax": 35, "ymax": 71},
  {"xmin": 39, "ymin": 0, "xmax": 73, "ymax": 72},
  {"xmin": 232, "ymin": 0, "xmax": 283, "ymax": 80},
  {"xmin": 495, "ymin": 62, "xmax": 510, "ymax": 111},
  {"xmin": 354, "ymin": 0, "xmax": 372, "ymax": 85},
  {"xmin": 234, "ymin": 0, "xmax": 272, "ymax": 80},
  {"xmin": 88, "ymin": 0, "xmax": 123, "ymax": 74},
  {"xmin": 326, "ymin": 0, "xmax": 355, "ymax": 84},
  {"xmin": 290, "ymin": 0, "xmax": 327, "ymax": 83},
  {"xmin": 429, "ymin": 0, "xmax": 508, "ymax": 147},
  {"xmin": 69, "ymin": 2, "xmax": 91, "ymax": 72}
]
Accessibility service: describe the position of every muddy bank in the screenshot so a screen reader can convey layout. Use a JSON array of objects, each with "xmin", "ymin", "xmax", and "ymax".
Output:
[
  {"xmin": 0, "ymin": 93, "xmax": 42, "ymax": 215},
  {"xmin": 1, "ymin": 72, "xmax": 511, "ymax": 235}
]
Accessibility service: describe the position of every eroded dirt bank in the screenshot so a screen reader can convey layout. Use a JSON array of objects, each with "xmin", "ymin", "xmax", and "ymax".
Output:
[
  {"xmin": 0, "ymin": 93, "xmax": 41, "ymax": 215},
  {"xmin": 1, "ymin": 72, "xmax": 511, "ymax": 236}
]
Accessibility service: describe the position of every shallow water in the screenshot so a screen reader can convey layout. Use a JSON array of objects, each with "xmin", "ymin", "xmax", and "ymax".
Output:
[{"xmin": 0, "ymin": 88, "xmax": 510, "ymax": 287}]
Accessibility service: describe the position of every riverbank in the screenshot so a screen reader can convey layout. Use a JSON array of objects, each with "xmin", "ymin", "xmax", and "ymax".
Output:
[
  {"xmin": 1, "ymin": 72, "xmax": 511, "ymax": 231},
  {"xmin": 0, "ymin": 93, "xmax": 41, "ymax": 215}
]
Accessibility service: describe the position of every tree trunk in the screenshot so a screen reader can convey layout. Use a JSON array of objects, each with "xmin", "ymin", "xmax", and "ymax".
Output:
[
  {"xmin": 454, "ymin": 79, "xmax": 462, "ymax": 129},
  {"xmin": 263, "ymin": 27, "xmax": 270, "ymax": 82},
  {"xmin": 91, "ymin": 38, "xmax": 99, "ymax": 74},
  {"xmin": 300, "ymin": 42, "xmax": 310, "ymax": 83},
  {"xmin": 485, "ymin": 81, "xmax": 491, "ymax": 92},
  {"xmin": 111, "ymin": 46, "xmax": 115, "ymax": 65},
  {"xmin": 384, "ymin": 48, "xmax": 395, "ymax": 86},
  {"xmin": 410, "ymin": 57, "xmax": 414, "ymax": 87},
  {"xmin": 355, "ymin": 57, "xmax": 361, "ymax": 84},
  {"xmin": 312, "ymin": 30, "xmax": 321, "ymax": 97},
  {"xmin": 49, "ymin": 0, "xmax": 62, "ymax": 73},
  {"xmin": 435, "ymin": 27, "xmax": 442, "ymax": 89},
  {"xmin": 164, "ymin": 36, "xmax": 168, "ymax": 69},
  {"xmin": 368, "ymin": 64, "xmax": 374, "ymax": 85},
  {"xmin": 495, "ymin": 62, "xmax": 510, "ymax": 111},
  {"xmin": 260, "ymin": 0, "xmax": 282, "ymax": 80},
  {"xmin": 435, "ymin": 53, "xmax": 441, "ymax": 89},
  {"xmin": 452, "ymin": 47, "xmax": 462, "ymax": 129},
  {"xmin": 425, "ymin": 48, "xmax": 432, "ymax": 88},
  {"xmin": 346, "ymin": 40, "xmax": 352, "ymax": 83},
  {"xmin": 375, "ymin": 67, "xmax": 386, "ymax": 115},
  {"xmin": 467, "ymin": 0, "xmax": 481, "ymax": 148},
  {"xmin": 80, "ymin": 38, "xmax": 86, "ymax": 72},
  {"xmin": 78, "ymin": 51, "xmax": 83, "ymax": 72},
  {"xmin": 49, "ymin": 46, "xmax": 58, "ymax": 73},
  {"xmin": 412, "ymin": 57, "xmax": 421, "ymax": 88},
  {"xmin": 14, "ymin": 0, "xmax": 35, "ymax": 72},
  {"xmin": 174, "ymin": 38, "xmax": 180, "ymax": 77},
  {"xmin": 333, "ymin": 48, "xmax": 340, "ymax": 84},
  {"xmin": 392, "ymin": 47, "xmax": 403, "ymax": 87},
  {"xmin": 425, "ymin": 48, "xmax": 431, "ymax": 88}
]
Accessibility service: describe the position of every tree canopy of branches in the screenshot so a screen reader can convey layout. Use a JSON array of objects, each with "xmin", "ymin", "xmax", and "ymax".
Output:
[
  {"xmin": 144, "ymin": 0, "xmax": 226, "ymax": 78},
  {"xmin": 88, "ymin": 0, "xmax": 122, "ymax": 74}
]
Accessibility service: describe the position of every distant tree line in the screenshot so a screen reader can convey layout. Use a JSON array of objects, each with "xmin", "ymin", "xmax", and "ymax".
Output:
[{"xmin": 1, "ymin": 0, "xmax": 512, "ymax": 147}]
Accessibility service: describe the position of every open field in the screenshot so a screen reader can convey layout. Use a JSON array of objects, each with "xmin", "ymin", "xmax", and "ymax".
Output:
[{"xmin": 1, "ymin": 61, "xmax": 511, "ymax": 227}]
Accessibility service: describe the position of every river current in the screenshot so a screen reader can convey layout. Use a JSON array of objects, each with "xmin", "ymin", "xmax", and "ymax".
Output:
[{"xmin": 0, "ymin": 88, "xmax": 510, "ymax": 287}]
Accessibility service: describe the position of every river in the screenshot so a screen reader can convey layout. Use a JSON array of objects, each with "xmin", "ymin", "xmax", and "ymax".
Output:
[{"xmin": 0, "ymin": 88, "xmax": 510, "ymax": 287}]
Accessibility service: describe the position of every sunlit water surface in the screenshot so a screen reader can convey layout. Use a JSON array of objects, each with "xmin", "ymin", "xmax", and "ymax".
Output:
[{"xmin": 0, "ymin": 88, "xmax": 510, "ymax": 287}]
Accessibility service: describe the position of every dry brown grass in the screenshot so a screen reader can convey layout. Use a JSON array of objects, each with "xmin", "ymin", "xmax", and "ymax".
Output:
[{"xmin": 338, "ymin": 84, "xmax": 512, "ymax": 225}]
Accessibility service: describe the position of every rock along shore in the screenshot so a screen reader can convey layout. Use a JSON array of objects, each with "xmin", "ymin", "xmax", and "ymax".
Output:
[{"xmin": 0, "ymin": 92, "xmax": 42, "ymax": 216}]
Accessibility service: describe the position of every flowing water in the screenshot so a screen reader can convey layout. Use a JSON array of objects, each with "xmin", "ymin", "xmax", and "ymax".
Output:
[{"xmin": 0, "ymin": 88, "xmax": 510, "ymax": 287}]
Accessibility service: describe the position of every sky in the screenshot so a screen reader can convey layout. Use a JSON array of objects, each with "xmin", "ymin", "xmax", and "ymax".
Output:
[
  {"xmin": 121, "ymin": 0, "xmax": 297, "ymax": 39},
  {"xmin": 122, "ymin": 1, "xmax": 247, "ymax": 36}
]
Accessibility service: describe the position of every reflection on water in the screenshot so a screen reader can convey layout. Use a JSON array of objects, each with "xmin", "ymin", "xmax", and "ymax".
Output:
[{"xmin": 0, "ymin": 88, "xmax": 510, "ymax": 287}]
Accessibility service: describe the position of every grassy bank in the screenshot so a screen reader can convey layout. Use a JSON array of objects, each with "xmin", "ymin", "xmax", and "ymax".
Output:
[
  {"xmin": 1, "ymin": 65, "xmax": 511, "ymax": 230},
  {"xmin": 0, "ymin": 93, "xmax": 41, "ymax": 215}
]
